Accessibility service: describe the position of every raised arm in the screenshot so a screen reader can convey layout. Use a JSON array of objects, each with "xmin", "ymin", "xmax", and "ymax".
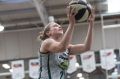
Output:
[
  {"xmin": 69, "ymin": 8, "xmax": 95, "ymax": 55},
  {"xmin": 59, "ymin": 6, "xmax": 76, "ymax": 49},
  {"xmin": 41, "ymin": 7, "xmax": 76, "ymax": 53}
]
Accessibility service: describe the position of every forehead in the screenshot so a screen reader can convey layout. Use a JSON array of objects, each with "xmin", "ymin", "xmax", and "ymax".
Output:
[{"xmin": 50, "ymin": 22, "xmax": 59, "ymax": 27}]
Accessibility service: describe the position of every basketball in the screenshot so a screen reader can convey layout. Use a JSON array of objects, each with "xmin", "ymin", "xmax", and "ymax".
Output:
[{"xmin": 69, "ymin": 0, "xmax": 92, "ymax": 22}]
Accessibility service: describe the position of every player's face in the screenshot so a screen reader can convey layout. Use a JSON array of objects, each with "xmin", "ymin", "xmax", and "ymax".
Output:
[{"xmin": 49, "ymin": 22, "xmax": 63, "ymax": 36}]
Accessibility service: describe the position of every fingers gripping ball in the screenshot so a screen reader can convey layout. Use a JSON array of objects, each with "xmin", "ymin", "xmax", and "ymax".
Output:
[{"xmin": 69, "ymin": 0, "xmax": 92, "ymax": 22}]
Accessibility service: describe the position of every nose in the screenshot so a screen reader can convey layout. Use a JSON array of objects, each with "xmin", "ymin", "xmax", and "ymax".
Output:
[
  {"xmin": 59, "ymin": 26, "xmax": 63, "ymax": 30},
  {"xmin": 58, "ymin": 25, "xmax": 62, "ymax": 28},
  {"xmin": 59, "ymin": 26, "xmax": 61, "ymax": 28}
]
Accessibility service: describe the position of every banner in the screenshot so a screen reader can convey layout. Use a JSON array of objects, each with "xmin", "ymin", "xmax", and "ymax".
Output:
[
  {"xmin": 67, "ymin": 55, "xmax": 77, "ymax": 73},
  {"xmin": 29, "ymin": 59, "xmax": 40, "ymax": 79},
  {"xmin": 11, "ymin": 60, "xmax": 25, "ymax": 79},
  {"xmin": 100, "ymin": 49, "xmax": 116, "ymax": 70},
  {"xmin": 81, "ymin": 51, "xmax": 96, "ymax": 73}
]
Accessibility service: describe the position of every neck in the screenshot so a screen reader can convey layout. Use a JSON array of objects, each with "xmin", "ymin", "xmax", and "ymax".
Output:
[{"xmin": 50, "ymin": 35, "xmax": 62, "ymax": 41}]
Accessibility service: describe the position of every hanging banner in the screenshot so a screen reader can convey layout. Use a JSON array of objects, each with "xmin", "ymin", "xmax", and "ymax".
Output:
[
  {"xmin": 29, "ymin": 59, "xmax": 40, "ymax": 79},
  {"xmin": 11, "ymin": 60, "xmax": 25, "ymax": 79},
  {"xmin": 100, "ymin": 49, "xmax": 116, "ymax": 70},
  {"xmin": 81, "ymin": 51, "xmax": 96, "ymax": 73},
  {"xmin": 67, "ymin": 55, "xmax": 77, "ymax": 73}
]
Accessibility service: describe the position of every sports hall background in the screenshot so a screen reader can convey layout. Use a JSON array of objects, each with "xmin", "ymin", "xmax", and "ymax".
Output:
[{"xmin": 0, "ymin": 0, "xmax": 120, "ymax": 79}]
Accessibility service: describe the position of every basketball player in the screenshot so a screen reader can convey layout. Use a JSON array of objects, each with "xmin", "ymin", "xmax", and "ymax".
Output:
[{"xmin": 38, "ymin": 6, "xmax": 95, "ymax": 79}]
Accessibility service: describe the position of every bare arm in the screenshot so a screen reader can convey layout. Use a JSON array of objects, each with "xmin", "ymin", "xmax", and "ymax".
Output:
[
  {"xmin": 41, "ymin": 7, "xmax": 76, "ymax": 53},
  {"xmin": 69, "ymin": 8, "xmax": 95, "ymax": 55}
]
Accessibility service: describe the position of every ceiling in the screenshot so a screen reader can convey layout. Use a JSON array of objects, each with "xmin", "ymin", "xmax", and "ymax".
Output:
[{"xmin": 0, "ymin": 0, "xmax": 120, "ymax": 31}]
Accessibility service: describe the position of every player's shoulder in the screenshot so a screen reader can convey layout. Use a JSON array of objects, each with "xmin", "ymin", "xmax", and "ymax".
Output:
[{"xmin": 42, "ymin": 38, "xmax": 55, "ymax": 45}]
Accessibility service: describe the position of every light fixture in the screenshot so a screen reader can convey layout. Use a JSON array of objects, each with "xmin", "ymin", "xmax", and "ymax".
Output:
[
  {"xmin": 0, "ymin": 24, "xmax": 4, "ymax": 32},
  {"xmin": 108, "ymin": 0, "xmax": 120, "ymax": 13},
  {"xmin": 48, "ymin": 16, "xmax": 55, "ymax": 22},
  {"xmin": 114, "ymin": 54, "xmax": 116, "ymax": 59},
  {"xmin": 79, "ymin": 77, "xmax": 85, "ymax": 79},
  {"xmin": 2, "ymin": 64, "xmax": 10, "ymax": 69},
  {"xmin": 67, "ymin": 75, "xmax": 70, "ymax": 78},
  {"xmin": 103, "ymin": 24, "xmax": 120, "ymax": 29},
  {"xmin": 77, "ymin": 73, "xmax": 82, "ymax": 78},
  {"xmin": 75, "ymin": 62, "xmax": 80, "ymax": 68},
  {"xmin": 9, "ymin": 69, "xmax": 13, "ymax": 72}
]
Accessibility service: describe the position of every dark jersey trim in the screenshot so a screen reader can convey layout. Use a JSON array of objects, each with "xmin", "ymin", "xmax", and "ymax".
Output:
[{"xmin": 47, "ymin": 54, "xmax": 52, "ymax": 79}]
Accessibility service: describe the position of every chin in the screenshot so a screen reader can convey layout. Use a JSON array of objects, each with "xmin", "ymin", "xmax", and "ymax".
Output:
[
  {"xmin": 58, "ymin": 32, "xmax": 63, "ymax": 36},
  {"xmin": 60, "ymin": 31, "xmax": 64, "ymax": 34}
]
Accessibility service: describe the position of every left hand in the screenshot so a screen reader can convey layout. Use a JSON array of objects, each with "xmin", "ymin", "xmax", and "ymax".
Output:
[{"xmin": 88, "ymin": 6, "xmax": 95, "ymax": 23}]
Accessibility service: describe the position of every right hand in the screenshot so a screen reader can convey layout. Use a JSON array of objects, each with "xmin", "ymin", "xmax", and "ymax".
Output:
[{"xmin": 67, "ymin": 6, "xmax": 76, "ymax": 26}]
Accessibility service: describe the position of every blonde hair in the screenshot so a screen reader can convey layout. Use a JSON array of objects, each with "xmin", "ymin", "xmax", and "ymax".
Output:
[{"xmin": 38, "ymin": 22, "xmax": 54, "ymax": 40}]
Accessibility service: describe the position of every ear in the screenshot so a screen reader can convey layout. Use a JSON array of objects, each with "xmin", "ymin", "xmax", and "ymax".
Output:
[{"xmin": 46, "ymin": 31, "xmax": 51, "ymax": 36}]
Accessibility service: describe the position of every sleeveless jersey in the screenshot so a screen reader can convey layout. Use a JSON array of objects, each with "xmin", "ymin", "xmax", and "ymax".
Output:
[{"xmin": 38, "ymin": 49, "xmax": 69, "ymax": 79}]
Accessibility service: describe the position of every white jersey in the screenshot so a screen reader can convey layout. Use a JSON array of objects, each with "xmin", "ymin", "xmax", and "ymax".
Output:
[{"xmin": 38, "ymin": 49, "xmax": 69, "ymax": 79}]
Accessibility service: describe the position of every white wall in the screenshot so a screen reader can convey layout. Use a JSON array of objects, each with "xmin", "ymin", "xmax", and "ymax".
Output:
[
  {"xmin": 0, "ymin": 29, "xmax": 40, "ymax": 61},
  {"xmin": 70, "ymin": 22, "xmax": 103, "ymax": 51},
  {"xmin": 104, "ymin": 27, "xmax": 120, "ymax": 49}
]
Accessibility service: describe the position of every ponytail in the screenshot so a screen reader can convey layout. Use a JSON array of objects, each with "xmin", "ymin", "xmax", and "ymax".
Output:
[{"xmin": 38, "ymin": 22, "xmax": 52, "ymax": 40}]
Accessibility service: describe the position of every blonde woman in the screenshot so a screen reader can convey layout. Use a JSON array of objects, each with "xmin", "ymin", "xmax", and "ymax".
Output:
[{"xmin": 38, "ymin": 6, "xmax": 95, "ymax": 79}]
